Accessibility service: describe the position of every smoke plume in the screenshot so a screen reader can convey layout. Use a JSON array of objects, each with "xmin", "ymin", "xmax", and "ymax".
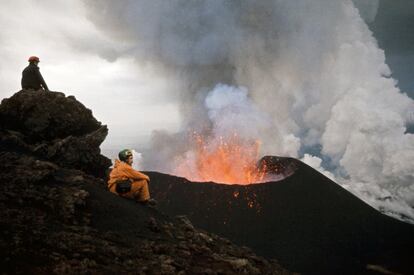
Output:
[{"xmin": 84, "ymin": 0, "xmax": 414, "ymax": 222}]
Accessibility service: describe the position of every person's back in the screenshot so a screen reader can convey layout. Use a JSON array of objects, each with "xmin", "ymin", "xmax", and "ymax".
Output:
[{"xmin": 21, "ymin": 56, "xmax": 49, "ymax": 91}]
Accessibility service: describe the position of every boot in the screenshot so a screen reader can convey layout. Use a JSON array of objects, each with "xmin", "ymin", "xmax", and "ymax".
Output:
[{"xmin": 139, "ymin": 198, "xmax": 158, "ymax": 207}]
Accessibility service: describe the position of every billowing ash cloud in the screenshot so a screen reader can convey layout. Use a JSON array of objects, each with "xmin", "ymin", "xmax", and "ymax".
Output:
[{"xmin": 84, "ymin": 0, "xmax": 414, "ymax": 222}]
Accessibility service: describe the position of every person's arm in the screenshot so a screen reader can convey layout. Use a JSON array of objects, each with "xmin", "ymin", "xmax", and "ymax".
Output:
[
  {"xmin": 123, "ymin": 165, "xmax": 150, "ymax": 181},
  {"xmin": 36, "ymin": 69, "xmax": 49, "ymax": 91}
]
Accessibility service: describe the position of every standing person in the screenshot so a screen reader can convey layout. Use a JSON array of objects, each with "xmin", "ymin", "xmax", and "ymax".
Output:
[
  {"xmin": 21, "ymin": 56, "xmax": 49, "ymax": 91},
  {"xmin": 108, "ymin": 149, "xmax": 156, "ymax": 205}
]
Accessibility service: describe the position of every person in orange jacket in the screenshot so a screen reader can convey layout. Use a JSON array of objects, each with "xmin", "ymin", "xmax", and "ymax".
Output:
[{"xmin": 108, "ymin": 149, "xmax": 156, "ymax": 205}]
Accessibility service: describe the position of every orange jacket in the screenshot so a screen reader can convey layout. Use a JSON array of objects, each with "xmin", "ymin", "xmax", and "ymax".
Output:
[{"xmin": 108, "ymin": 159, "xmax": 150, "ymax": 190}]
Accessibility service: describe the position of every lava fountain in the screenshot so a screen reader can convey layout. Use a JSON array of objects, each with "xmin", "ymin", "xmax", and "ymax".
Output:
[
  {"xmin": 170, "ymin": 84, "xmax": 298, "ymax": 185},
  {"xmin": 174, "ymin": 131, "xmax": 266, "ymax": 184}
]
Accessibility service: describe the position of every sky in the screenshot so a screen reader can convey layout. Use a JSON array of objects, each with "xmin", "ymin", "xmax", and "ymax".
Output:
[{"xmin": 1, "ymin": 0, "xmax": 414, "ymax": 222}]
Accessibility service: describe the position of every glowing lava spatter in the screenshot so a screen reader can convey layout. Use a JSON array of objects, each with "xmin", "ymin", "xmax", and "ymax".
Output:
[{"xmin": 174, "ymin": 132, "xmax": 266, "ymax": 184}]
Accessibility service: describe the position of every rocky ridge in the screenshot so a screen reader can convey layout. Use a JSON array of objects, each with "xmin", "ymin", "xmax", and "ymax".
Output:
[{"xmin": 0, "ymin": 90, "xmax": 291, "ymax": 274}]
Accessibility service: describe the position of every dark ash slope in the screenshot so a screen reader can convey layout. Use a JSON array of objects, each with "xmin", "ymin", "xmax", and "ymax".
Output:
[{"xmin": 148, "ymin": 158, "xmax": 414, "ymax": 275}]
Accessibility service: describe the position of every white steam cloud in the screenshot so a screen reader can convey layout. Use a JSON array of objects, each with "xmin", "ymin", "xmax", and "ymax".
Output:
[
  {"xmin": 204, "ymin": 84, "xmax": 270, "ymax": 142},
  {"xmin": 84, "ymin": 0, "xmax": 414, "ymax": 222}
]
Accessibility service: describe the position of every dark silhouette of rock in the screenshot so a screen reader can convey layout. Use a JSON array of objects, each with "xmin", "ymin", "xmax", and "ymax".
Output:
[
  {"xmin": 0, "ymin": 90, "xmax": 292, "ymax": 274},
  {"xmin": 0, "ymin": 90, "xmax": 111, "ymax": 177}
]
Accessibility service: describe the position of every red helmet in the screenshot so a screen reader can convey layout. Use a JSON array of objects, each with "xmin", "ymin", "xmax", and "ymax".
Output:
[{"xmin": 28, "ymin": 56, "xmax": 40, "ymax": 62}]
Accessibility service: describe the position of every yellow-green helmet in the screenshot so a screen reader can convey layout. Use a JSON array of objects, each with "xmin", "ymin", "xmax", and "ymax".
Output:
[{"xmin": 118, "ymin": 149, "xmax": 133, "ymax": 162}]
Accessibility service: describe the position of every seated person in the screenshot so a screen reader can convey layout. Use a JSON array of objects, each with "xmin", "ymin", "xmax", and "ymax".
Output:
[
  {"xmin": 108, "ymin": 149, "xmax": 156, "ymax": 205},
  {"xmin": 21, "ymin": 56, "xmax": 49, "ymax": 91}
]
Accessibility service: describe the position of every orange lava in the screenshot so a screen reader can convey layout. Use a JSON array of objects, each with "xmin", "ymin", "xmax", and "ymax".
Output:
[{"xmin": 174, "ymin": 132, "xmax": 266, "ymax": 184}]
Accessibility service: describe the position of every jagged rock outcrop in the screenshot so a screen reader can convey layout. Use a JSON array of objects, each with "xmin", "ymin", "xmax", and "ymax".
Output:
[
  {"xmin": 0, "ymin": 90, "xmax": 292, "ymax": 274},
  {"xmin": 0, "ymin": 90, "xmax": 111, "ymax": 177},
  {"xmin": 0, "ymin": 91, "xmax": 100, "ymax": 141}
]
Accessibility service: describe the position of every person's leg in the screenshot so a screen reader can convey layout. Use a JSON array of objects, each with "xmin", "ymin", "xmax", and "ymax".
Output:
[
  {"xmin": 130, "ymin": 180, "xmax": 150, "ymax": 202},
  {"xmin": 109, "ymin": 184, "xmax": 117, "ymax": 194}
]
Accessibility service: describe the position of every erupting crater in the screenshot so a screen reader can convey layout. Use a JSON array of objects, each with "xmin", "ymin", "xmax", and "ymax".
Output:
[{"xmin": 173, "ymin": 132, "xmax": 298, "ymax": 184}]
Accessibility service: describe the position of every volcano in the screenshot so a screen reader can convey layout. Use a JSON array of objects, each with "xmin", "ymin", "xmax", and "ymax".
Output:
[{"xmin": 148, "ymin": 156, "xmax": 414, "ymax": 275}]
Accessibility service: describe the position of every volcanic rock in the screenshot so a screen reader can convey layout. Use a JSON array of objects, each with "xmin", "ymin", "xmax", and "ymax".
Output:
[
  {"xmin": 257, "ymin": 156, "xmax": 299, "ymax": 181},
  {"xmin": 0, "ymin": 90, "xmax": 111, "ymax": 177},
  {"xmin": 0, "ymin": 90, "xmax": 100, "ymax": 141},
  {"xmin": 0, "ymin": 90, "xmax": 292, "ymax": 274}
]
